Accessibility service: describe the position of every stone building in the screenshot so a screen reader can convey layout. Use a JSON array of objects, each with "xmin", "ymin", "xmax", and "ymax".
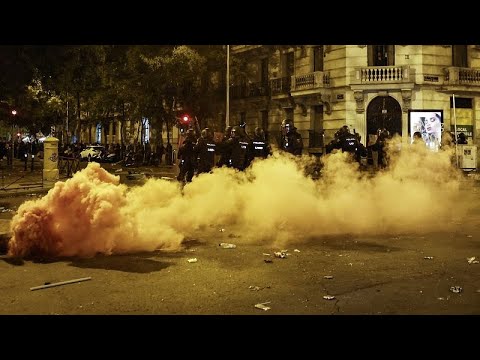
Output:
[{"xmin": 227, "ymin": 45, "xmax": 480, "ymax": 158}]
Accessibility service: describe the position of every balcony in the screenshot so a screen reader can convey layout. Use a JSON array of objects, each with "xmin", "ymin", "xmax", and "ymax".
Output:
[
  {"xmin": 291, "ymin": 71, "xmax": 330, "ymax": 92},
  {"xmin": 270, "ymin": 76, "xmax": 292, "ymax": 96},
  {"xmin": 444, "ymin": 67, "xmax": 480, "ymax": 85},
  {"xmin": 352, "ymin": 65, "xmax": 412, "ymax": 84}
]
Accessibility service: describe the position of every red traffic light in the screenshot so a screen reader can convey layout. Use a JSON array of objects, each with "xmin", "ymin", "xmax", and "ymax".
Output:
[{"xmin": 182, "ymin": 115, "xmax": 190, "ymax": 123}]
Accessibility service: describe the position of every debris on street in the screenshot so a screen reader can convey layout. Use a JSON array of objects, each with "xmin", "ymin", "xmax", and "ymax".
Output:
[
  {"xmin": 467, "ymin": 235, "xmax": 473, "ymax": 238},
  {"xmin": 30, "ymin": 277, "xmax": 92, "ymax": 291},
  {"xmin": 450, "ymin": 286, "xmax": 463, "ymax": 294},
  {"xmin": 254, "ymin": 302, "xmax": 271, "ymax": 311},
  {"xmin": 219, "ymin": 228, "xmax": 225, "ymax": 232},
  {"xmin": 219, "ymin": 243, "xmax": 236, "ymax": 249},
  {"xmin": 467, "ymin": 257, "xmax": 479, "ymax": 264},
  {"xmin": 115, "ymin": 168, "xmax": 122, "ymax": 173},
  {"xmin": 187, "ymin": 258, "xmax": 198, "ymax": 263},
  {"xmin": 264, "ymin": 259, "xmax": 273, "ymax": 263},
  {"xmin": 324, "ymin": 275, "xmax": 334, "ymax": 279},
  {"xmin": 424, "ymin": 256, "xmax": 434, "ymax": 260},
  {"xmin": 262, "ymin": 253, "xmax": 271, "ymax": 256},
  {"xmin": 323, "ymin": 295, "xmax": 336, "ymax": 300},
  {"xmin": 274, "ymin": 251, "xmax": 287, "ymax": 259},
  {"xmin": 437, "ymin": 297, "xmax": 445, "ymax": 301},
  {"xmin": 249, "ymin": 286, "xmax": 261, "ymax": 291},
  {"xmin": 294, "ymin": 249, "xmax": 300, "ymax": 253}
]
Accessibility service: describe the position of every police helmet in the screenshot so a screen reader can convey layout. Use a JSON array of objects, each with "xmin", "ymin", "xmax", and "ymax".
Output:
[{"xmin": 231, "ymin": 126, "xmax": 241, "ymax": 137}]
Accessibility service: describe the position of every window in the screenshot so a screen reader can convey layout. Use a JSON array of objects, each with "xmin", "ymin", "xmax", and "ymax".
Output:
[
  {"xmin": 452, "ymin": 45, "xmax": 468, "ymax": 67},
  {"xmin": 96, "ymin": 123, "xmax": 102, "ymax": 143},
  {"xmin": 143, "ymin": 117, "xmax": 150, "ymax": 144},
  {"xmin": 260, "ymin": 58, "xmax": 269, "ymax": 86},
  {"xmin": 283, "ymin": 52, "xmax": 294, "ymax": 77},
  {"xmin": 313, "ymin": 46, "xmax": 324, "ymax": 71},
  {"xmin": 368, "ymin": 45, "xmax": 395, "ymax": 66}
]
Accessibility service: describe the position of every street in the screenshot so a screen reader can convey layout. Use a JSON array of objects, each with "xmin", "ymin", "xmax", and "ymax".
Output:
[{"xmin": 0, "ymin": 189, "xmax": 479, "ymax": 314}]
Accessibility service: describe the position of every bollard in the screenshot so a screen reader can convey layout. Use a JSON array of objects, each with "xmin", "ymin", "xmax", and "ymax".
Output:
[{"xmin": 43, "ymin": 137, "xmax": 59, "ymax": 185}]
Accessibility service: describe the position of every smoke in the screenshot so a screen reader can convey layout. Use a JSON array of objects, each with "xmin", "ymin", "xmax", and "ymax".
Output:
[{"xmin": 7, "ymin": 138, "xmax": 473, "ymax": 258}]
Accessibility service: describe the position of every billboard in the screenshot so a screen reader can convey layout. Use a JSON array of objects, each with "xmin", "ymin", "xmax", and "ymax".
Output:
[{"xmin": 409, "ymin": 110, "xmax": 444, "ymax": 150}]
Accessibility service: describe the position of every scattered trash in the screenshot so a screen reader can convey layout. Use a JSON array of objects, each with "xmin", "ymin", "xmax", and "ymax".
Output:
[
  {"xmin": 186, "ymin": 249, "xmax": 196, "ymax": 252},
  {"xmin": 264, "ymin": 259, "xmax": 273, "ymax": 263},
  {"xmin": 249, "ymin": 286, "xmax": 261, "ymax": 291},
  {"xmin": 424, "ymin": 256, "xmax": 434, "ymax": 260},
  {"xmin": 219, "ymin": 243, "xmax": 236, "ymax": 249},
  {"xmin": 115, "ymin": 168, "xmax": 123, "ymax": 173},
  {"xmin": 274, "ymin": 251, "xmax": 287, "ymax": 259},
  {"xmin": 467, "ymin": 257, "xmax": 479, "ymax": 264},
  {"xmin": 323, "ymin": 295, "xmax": 336, "ymax": 300},
  {"xmin": 348, "ymin": 263, "xmax": 353, "ymax": 266},
  {"xmin": 30, "ymin": 277, "xmax": 92, "ymax": 291},
  {"xmin": 476, "ymin": 289, "xmax": 480, "ymax": 293},
  {"xmin": 437, "ymin": 297, "xmax": 445, "ymax": 301},
  {"xmin": 187, "ymin": 258, "xmax": 198, "ymax": 263},
  {"xmin": 262, "ymin": 253, "xmax": 271, "ymax": 256},
  {"xmin": 281, "ymin": 249, "xmax": 288, "ymax": 253},
  {"xmin": 254, "ymin": 302, "xmax": 271, "ymax": 311},
  {"xmin": 324, "ymin": 275, "xmax": 334, "ymax": 279},
  {"xmin": 450, "ymin": 286, "xmax": 463, "ymax": 293},
  {"xmin": 219, "ymin": 228, "xmax": 225, "ymax": 232},
  {"xmin": 293, "ymin": 249, "xmax": 300, "ymax": 253},
  {"xmin": 467, "ymin": 235, "xmax": 473, "ymax": 238}
]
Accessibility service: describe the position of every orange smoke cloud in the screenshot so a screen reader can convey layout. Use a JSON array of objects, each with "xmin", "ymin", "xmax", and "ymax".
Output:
[{"xmin": 7, "ymin": 139, "xmax": 473, "ymax": 259}]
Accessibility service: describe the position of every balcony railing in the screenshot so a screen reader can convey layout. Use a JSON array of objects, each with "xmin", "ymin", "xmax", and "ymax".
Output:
[
  {"xmin": 291, "ymin": 71, "xmax": 330, "ymax": 91},
  {"xmin": 352, "ymin": 65, "xmax": 411, "ymax": 84},
  {"xmin": 445, "ymin": 67, "xmax": 480, "ymax": 85},
  {"xmin": 270, "ymin": 76, "xmax": 292, "ymax": 95},
  {"xmin": 230, "ymin": 82, "xmax": 269, "ymax": 99}
]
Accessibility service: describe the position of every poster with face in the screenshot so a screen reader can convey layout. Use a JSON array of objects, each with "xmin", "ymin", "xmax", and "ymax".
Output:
[{"xmin": 409, "ymin": 110, "xmax": 443, "ymax": 150}]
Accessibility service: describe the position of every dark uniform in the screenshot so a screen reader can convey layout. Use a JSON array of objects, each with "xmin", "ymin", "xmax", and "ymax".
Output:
[
  {"xmin": 225, "ymin": 126, "xmax": 249, "ymax": 170},
  {"xmin": 177, "ymin": 130, "xmax": 197, "ymax": 183},
  {"xmin": 250, "ymin": 127, "xmax": 271, "ymax": 159},
  {"xmin": 216, "ymin": 126, "xmax": 232, "ymax": 167},
  {"xmin": 195, "ymin": 128, "xmax": 216, "ymax": 174},
  {"xmin": 280, "ymin": 119, "xmax": 303, "ymax": 156}
]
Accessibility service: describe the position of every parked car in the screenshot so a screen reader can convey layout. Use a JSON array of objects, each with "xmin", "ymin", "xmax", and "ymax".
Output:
[{"xmin": 80, "ymin": 145, "xmax": 105, "ymax": 161}]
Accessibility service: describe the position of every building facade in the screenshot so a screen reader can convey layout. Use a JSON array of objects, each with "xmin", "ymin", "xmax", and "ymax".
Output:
[{"xmin": 227, "ymin": 45, "xmax": 480, "ymax": 159}]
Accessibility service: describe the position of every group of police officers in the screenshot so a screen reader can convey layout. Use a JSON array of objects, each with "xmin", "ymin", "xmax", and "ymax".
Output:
[{"xmin": 176, "ymin": 118, "xmax": 306, "ymax": 183}]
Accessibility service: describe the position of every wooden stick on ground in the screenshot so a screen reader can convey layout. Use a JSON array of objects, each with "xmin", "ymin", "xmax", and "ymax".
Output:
[{"xmin": 30, "ymin": 277, "xmax": 92, "ymax": 291}]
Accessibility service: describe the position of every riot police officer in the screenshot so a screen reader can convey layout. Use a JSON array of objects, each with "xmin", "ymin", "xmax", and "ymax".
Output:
[
  {"xmin": 195, "ymin": 128, "xmax": 216, "ymax": 174},
  {"xmin": 250, "ymin": 127, "xmax": 271, "ymax": 159},
  {"xmin": 280, "ymin": 119, "xmax": 303, "ymax": 155},
  {"xmin": 216, "ymin": 125, "xmax": 232, "ymax": 167},
  {"xmin": 177, "ymin": 129, "xmax": 197, "ymax": 183},
  {"xmin": 225, "ymin": 126, "xmax": 249, "ymax": 170}
]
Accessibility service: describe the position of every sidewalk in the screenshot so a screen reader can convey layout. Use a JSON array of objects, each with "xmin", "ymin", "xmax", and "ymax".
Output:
[{"xmin": 0, "ymin": 159, "xmax": 179, "ymax": 198}]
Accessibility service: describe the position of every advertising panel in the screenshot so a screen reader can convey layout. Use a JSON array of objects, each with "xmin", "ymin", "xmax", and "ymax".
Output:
[{"xmin": 409, "ymin": 110, "xmax": 443, "ymax": 151}]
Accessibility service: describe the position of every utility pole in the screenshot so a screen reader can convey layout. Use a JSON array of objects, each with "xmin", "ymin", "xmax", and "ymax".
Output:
[
  {"xmin": 10, "ymin": 109, "xmax": 16, "ymax": 170},
  {"xmin": 226, "ymin": 45, "xmax": 230, "ymax": 128}
]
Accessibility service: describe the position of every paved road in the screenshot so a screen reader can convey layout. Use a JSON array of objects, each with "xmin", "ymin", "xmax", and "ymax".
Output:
[{"xmin": 0, "ymin": 191, "xmax": 479, "ymax": 314}]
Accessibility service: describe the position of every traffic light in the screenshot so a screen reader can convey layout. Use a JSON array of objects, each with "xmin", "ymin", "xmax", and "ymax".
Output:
[{"xmin": 177, "ymin": 113, "xmax": 192, "ymax": 134}]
